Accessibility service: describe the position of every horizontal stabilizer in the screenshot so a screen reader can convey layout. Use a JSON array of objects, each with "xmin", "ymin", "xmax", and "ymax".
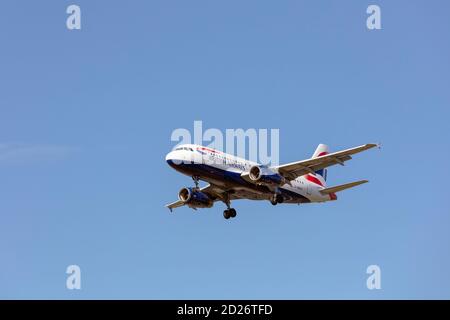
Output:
[{"xmin": 319, "ymin": 180, "xmax": 368, "ymax": 195}]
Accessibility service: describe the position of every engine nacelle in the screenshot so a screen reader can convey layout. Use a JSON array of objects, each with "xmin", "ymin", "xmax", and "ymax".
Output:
[
  {"xmin": 248, "ymin": 165, "xmax": 283, "ymax": 186},
  {"xmin": 178, "ymin": 187, "xmax": 214, "ymax": 208}
]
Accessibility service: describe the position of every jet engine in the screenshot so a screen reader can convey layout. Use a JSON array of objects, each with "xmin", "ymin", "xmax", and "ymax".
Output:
[
  {"xmin": 248, "ymin": 165, "xmax": 283, "ymax": 186},
  {"xmin": 178, "ymin": 187, "xmax": 214, "ymax": 208}
]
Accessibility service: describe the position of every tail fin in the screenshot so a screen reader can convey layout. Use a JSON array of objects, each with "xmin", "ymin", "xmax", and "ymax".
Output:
[
  {"xmin": 312, "ymin": 144, "xmax": 329, "ymax": 158},
  {"xmin": 312, "ymin": 144, "xmax": 329, "ymax": 181}
]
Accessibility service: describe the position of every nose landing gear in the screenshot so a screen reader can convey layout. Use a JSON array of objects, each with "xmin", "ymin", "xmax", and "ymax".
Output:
[{"xmin": 192, "ymin": 175, "xmax": 200, "ymax": 189}]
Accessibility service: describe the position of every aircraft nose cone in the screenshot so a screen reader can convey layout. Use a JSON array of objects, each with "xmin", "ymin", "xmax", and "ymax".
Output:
[
  {"xmin": 165, "ymin": 151, "xmax": 174, "ymax": 162},
  {"xmin": 165, "ymin": 151, "xmax": 180, "ymax": 168}
]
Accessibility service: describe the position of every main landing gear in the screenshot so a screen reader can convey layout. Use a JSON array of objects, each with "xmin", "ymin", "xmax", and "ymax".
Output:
[
  {"xmin": 222, "ymin": 194, "xmax": 237, "ymax": 220},
  {"xmin": 223, "ymin": 208, "xmax": 237, "ymax": 219},
  {"xmin": 270, "ymin": 194, "xmax": 284, "ymax": 206}
]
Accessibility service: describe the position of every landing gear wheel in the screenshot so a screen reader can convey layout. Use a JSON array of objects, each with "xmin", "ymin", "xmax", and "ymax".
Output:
[
  {"xmin": 276, "ymin": 194, "xmax": 284, "ymax": 204},
  {"xmin": 271, "ymin": 194, "xmax": 284, "ymax": 205},
  {"xmin": 223, "ymin": 208, "xmax": 236, "ymax": 219}
]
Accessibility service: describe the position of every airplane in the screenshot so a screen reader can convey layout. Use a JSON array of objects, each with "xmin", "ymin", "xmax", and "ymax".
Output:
[{"xmin": 165, "ymin": 143, "xmax": 378, "ymax": 219}]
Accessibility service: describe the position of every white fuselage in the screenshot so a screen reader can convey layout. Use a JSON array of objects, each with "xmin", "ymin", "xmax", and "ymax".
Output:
[{"xmin": 166, "ymin": 144, "xmax": 333, "ymax": 203}]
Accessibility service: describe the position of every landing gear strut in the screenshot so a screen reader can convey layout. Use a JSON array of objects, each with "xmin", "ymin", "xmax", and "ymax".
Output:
[
  {"xmin": 222, "ymin": 194, "xmax": 237, "ymax": 219},
  {"xmin": 270, "ymin": 194, "xmax": 284, "ymax": 206},
  {"xmin": 192, "ymin": 175, "xmax": 200, "ymax": 189}
]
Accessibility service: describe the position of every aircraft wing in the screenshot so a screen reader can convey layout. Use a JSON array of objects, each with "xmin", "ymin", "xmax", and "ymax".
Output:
[
  {"xmin": 273, "ymin": 143, "xmax": 378, "ymax": 181},
  {"xmin": 166, "ymin": 184, "xmax": 240, "ymax": 211}
]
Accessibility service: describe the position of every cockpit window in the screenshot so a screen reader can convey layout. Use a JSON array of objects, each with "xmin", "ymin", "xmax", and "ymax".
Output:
[{"xmin": 174, "ymin": 147, "xmax": 193, "ymax": 151}]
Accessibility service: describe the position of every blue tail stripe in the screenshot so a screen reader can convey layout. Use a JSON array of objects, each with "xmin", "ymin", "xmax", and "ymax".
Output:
[{"xmin": 315, "ymin": 168, "xmax": 327, "ymax": 181}]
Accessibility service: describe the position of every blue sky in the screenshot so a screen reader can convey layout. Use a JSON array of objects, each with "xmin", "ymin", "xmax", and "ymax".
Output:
[{"xmin": 1, "ymin": 0, "xmax": 449, "ymax": 299}]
